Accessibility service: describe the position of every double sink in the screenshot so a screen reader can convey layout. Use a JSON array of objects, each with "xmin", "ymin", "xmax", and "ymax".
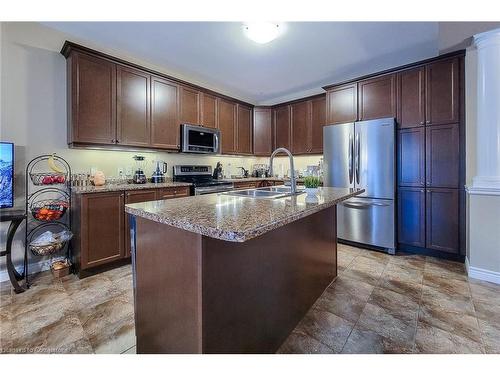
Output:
[{"xmin": 222, "ymin": 186, "xmax": 305, "ymax": 200}]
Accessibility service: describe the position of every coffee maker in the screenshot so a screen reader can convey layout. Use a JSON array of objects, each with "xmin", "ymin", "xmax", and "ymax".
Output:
[
  {"xmin": 151, "ymin": 161, "xmax": 167, "ymax": 183},
  {"xmin": 132, "ymin": 155, "xmax": 147, "ymax": 184}
]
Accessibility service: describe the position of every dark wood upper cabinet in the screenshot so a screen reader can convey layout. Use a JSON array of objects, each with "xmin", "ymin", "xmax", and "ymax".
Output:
[
  {"xmin": 80, "ymin": 192, "xmax": 124, "ymax": 269},
  {"xmin": 69, "ymin": 52, "xmax": 116, "ymax": 144},
  {"xmin": 358, "ymin": 74, "xmax": 396, "ymax": 121},
  {"xmin": 310, "ymin": 95, "xmax": 326, "ymax": 153},
  {"xmin": 426, "ymin": 188, "xmax": 459, "ymax": 253},
  {"xmin": 425, "ymin": 58, "xmax": 459, "ymax": 126},
  {"xmin": 218, "ymin": 99, "xmax": 237, "ymax": 154},
  {"xmin": 237, "ymin": 105, "xmax": 252, "ymax": 154},
  {"xmin": 398, "ymin": 187, "xmax": 425, "ymax": 248},
  {"xmin": 397, "ymin": 67, "xmax": 425, "ymax": 128},
  {"xmin": 253, "ymin": 108, "xmax": 273, "ymax": 156},
  {"xmin": 326, "ymin": 83, "xmax": 357, "ymax": 125},
  {"xmin": 291, "ymin": 101, "xmax": 309, "ymax": 154},
  {"xmin": 150, "ymin": 76, "xmax": 179, "ymax": 149},
  {"xmin": 273, "ymin": 105, "xmax": 291, "ymax": 150},
  {"xmin": 201, "ymin": 93, "xmax": 218, "ymax": 129},
  {"xmin": 426, "ymin": 123, "xmax": 459, "ymax": 188},
  {"xmin": 179, "ymin": 86, "xmax": 200, "ymax": 125},
  {"xmin": 116, "ymin": 65, "xmax": 151, "ymax": 147},
  {"xmin": 398, "ymin": 127, "xmax": 425, "ymax": 187}
]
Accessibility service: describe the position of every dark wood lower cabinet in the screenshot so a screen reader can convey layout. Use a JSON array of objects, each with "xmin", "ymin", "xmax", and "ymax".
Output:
[
  {"xmin": 398, "ymin": 187, "xmax": 425, "ymax": 248},
  {"xmin": 77, "ymin": 192, "xmax": 125, "ymax": 271},
  {"xmin": 72, "ymin": 186, "xmax": 191, "ymax": 277},
  {"xmin": 426, "ymin": 188, "xmax": 459, "ymax": 253}
]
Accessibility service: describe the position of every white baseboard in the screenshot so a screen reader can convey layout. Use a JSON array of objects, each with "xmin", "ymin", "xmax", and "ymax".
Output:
[
  {"xmin": 466, "ymin": 257, "xmax": 500, "ymax": 285},
  {"xmin": 0, "ymin": 260, "xmax": 52, "ymax": 283}
]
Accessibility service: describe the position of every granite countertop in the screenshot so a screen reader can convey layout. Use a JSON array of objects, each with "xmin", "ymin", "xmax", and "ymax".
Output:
[
  {"xmin": 126, "ymin": 187, "xmax": 363, "ymax": 242},
  {"xmin": 72, "ymin": 181, "xmax": 192, "ymax": 194}
]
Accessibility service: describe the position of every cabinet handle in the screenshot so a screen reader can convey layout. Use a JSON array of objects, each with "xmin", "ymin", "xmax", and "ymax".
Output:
[
  {"xmin": 425, "ymin": 120, "xmax": 430, "ymax": 124},
  {"xmin": 420, "ymin": 121, "xmax": 424, "ymax": 125}
]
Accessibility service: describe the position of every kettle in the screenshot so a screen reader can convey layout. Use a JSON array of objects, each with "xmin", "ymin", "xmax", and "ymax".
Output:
[{"xmin": 151, "ymin": 161, "xmax": 167, "ymax": 183}]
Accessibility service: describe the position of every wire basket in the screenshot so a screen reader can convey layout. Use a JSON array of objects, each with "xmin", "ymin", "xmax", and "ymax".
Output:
[
  {"xmin": 29, "ymin": 172, "xmax": 67, "ymax": 186},
  {"xmin": 30, "ymin": 199, "xmax": 69, "ymax": 221},
  {"xmin": 30, "ymin": 241, "xmax": 66, "ymax": 256}
]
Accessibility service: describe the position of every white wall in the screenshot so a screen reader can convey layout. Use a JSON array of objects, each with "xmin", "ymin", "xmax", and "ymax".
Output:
[
  {"xmin": 0, "ymin": 22, "xmax": 323, "ymax": 281},
  {"xmin": 438, "ymin": 22, "xmax": 500, "ymax": 53}
]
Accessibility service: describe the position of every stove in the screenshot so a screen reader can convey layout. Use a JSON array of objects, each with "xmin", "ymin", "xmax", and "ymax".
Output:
[{"xmin": 172, "ymin": 165, "xmax": 234, "ymax": 195}]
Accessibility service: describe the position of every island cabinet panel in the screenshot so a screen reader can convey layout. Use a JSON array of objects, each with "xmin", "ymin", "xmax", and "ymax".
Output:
[
  {"xmin": 125, "ymin": 190, "xmax": 157, "ymax": 257},
  {"xmin": 201, "ymin": 93, "xmax": 218, "ymax": 129},
  {"xmin": 426, "ymin": 188, "xmax": 459, "ymax": 253},
  {"xmin": 291, "ymin": 101, "xmax": 310, "ymax": 154},
  {"xmin": 425, "ymin": 58, "xmax": 460, "ymax": 126},
  {"xmin": 79, "ymin": 192, "xmax": 125, "ymax": 270},
  {"xmin": 253, "ymin": 107, "xmax": 273, "ymax": 156},
  {"xmin": 398, "ymin": 187, "xmax": 425, "ymax": 248},
  {"xmin": 426, "ymin": 123, "xmax": 460, "ymax": 188},
  {"xmin": 273, "ymin": 105, "xmax": 291, "ymax": 149},
  {"xmin": 397, "ymin": 67, "xmax": 425, "ymax": 128},
  {"xmin": 326, "ymin": 83, "xmax": 358, "ymax": 125},
  {"xmin": 116, "ymin": 65, "xmax": 151, "ymax": 147},
  {"xmin": 358, "ymin": 74, "xmax": 396, "ymax": 121},
  {"xmin": 237, "ymin": 105, "xmax": 253, "ymax": 154},
  {"xmin": 131, "ymin": 207, "xmax": 337, "ymax": 353},
  {"xmin": 218, "ymin": 99, "xmax": 237, "ymax": 154},
  {"xmin": 398, "ymin": 127, "xmax": 425, "ymax": 187},
  {"xmin": 150, "ymin": 76, "xmax": 179, "ymax": 149},
  {"xmin": 179, "ymin": 86, "xmax": 201, "ymax": 125},
  {"xmin": 69, "ymin": 52, "xmax": 117, "ymax": 144},
  {"xmin": 310, "ymin": 95, "xmax": 326, "ymax": 153}
]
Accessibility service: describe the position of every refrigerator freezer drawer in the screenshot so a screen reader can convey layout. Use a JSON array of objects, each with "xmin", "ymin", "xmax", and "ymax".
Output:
[{"xmin": 337, "ymin": 197, "xmax": 395, "ymax": 250}]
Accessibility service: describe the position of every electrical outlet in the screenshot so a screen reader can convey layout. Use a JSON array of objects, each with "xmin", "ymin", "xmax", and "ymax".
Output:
[{"xmin": 117, "ymin": 167, "xmax": 124, "ymax": 177}]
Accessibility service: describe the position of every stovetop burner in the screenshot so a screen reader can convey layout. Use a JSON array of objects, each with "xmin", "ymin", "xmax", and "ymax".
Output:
[{"xmin": 172, "ymin": 165, "xmax": 234, "ymax": 195}]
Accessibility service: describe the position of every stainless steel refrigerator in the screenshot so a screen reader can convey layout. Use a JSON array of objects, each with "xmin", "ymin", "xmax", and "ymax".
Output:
[{"xmin": 323, "ymin": 117, "xmax": 395, "ymax": 254}]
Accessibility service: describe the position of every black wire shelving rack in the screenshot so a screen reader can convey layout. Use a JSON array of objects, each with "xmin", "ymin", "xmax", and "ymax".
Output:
[{"xmin": 24, "ymin": 154, "xmax": 72, "ymax": 287}]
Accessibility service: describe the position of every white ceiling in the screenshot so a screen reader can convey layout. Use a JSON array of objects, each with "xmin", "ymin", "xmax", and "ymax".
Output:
[{"xmin": 43, "ymin": 22, "xmax": 439, "ymax": 105}]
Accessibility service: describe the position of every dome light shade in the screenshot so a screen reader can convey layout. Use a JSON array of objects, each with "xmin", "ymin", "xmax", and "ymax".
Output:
[{"xmin": 243, "ymin": 22, "xmax": 281, "ymax": 44}]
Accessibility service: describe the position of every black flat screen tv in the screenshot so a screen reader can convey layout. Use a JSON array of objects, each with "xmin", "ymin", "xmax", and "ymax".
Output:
[{"xmin": 0, "ymin": 142, "xmax": 14, "ymax": 208}]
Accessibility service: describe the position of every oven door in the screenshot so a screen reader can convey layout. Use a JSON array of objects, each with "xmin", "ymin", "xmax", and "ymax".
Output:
[{"xmin": 181, "ymin": 124, "xmax": 220, "ymax": 154}]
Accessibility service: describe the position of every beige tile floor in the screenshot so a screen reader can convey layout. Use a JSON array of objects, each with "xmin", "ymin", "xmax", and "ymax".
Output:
[{"xmin": 1, "ymin": 244, "xmax": 499, "ymax": 354}]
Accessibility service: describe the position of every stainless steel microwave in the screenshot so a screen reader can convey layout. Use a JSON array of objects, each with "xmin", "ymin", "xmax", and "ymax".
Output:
[{"xmin": 181, "ymin": 124, "xmax": 220, "ymax": 154}]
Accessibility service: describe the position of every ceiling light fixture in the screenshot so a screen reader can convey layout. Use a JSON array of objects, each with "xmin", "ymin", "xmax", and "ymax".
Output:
[{"xmin": 243, "ymin": 22, "xmax": 282, "ymax": 44}]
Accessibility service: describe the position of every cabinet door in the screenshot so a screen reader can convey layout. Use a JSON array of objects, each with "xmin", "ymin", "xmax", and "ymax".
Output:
[
  {"xmin": 218, "ymin": 99, "xmax": 237, "ymax": 153},
  {"xmin": 291, "ymin": 101, "xmax": 309, "ymax": 154},
  {"xmin": 237, "ymin": 105, "xmax": 253, "ymax": 154},
  {"xmin": 70, "ymin": 52, "xmax": 116, "ymax": 144},
  {"xmin": 116, "ymin": 65, "xmax": 151, "ymax": 146},
  {"xmin": 398, "ymin": 187, "xmax": 425, "ymax": 248},
  {"xmin": 398, "ymin": 127, "xmax": 425, "ymax": 187},
  {"xmin": 81, "ymin": 192, "xmax": 124, "ymax": 269},
  {"xmin": 273, "ymin": 105, "xmax": 291, "ymax": 149},
  {"xmin": 125, "ymin": 190, "xmax": 157, "ymax": 257},
  {"xmin": 426, "ymin": 188, "xmax": 459, "ymax": 253},
  {"xmin": 358, "ymin": 74, "xmax": 396, "ymax": 121},
  {"xmin": 179, "ymin": 86, "xmax": 200, "ymax": 124},
  {"xmin": 426, "ymin": 123, "xmax": 459, "ymax": 188},
  {"xmin": 425, "ymin": 58, "xmax": 459, "ymax": 126},
  {"xmin": 397, "ymin": 67, "xmax": 425, "ymax": 128},
  {"xmin": 326, "ymin": 83, "xmax": 357, "ymax": 125},
  {"xmin": 253, "ymin": 108, "xmax": 273, "ymax": 156},
  {"xmin": 310, "ymin": 95, "xmax": 326, "ymax": 153},
  {"xmin": 151, "ymin": 76, "xmax": 179, "ymax": 149},
  {"xmin": 201, "ymin": 93, "xmax": 218, "ymax": 129}
]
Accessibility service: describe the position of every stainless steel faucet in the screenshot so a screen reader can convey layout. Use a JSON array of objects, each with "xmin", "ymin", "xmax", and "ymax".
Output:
[{"xmin": 269, "ymin": 147, "xmax": 297, "ymax": 194}]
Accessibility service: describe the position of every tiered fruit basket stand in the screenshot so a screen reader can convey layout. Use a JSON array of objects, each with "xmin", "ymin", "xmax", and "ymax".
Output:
[{"xmin": 25, "ymin": 154, "xmax": 72, "ymax": 286}]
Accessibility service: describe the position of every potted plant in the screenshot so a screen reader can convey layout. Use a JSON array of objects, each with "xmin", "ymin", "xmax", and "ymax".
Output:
[{"xmin": 303, "ymin": 176, "xmax": 321, "ymax": 197}]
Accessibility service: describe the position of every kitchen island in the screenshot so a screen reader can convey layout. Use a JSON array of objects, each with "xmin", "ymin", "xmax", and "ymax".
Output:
[{"xmin": 125, "ymin": 187, "xmax": 363, "ymax": 353}]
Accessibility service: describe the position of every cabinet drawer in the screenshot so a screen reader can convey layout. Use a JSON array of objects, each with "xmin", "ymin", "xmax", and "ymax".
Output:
[
  {"xmin": 155, "ymin": 186, "xmax": 190, "ymax": 200},
  {"xmin": 125, "ymin": 189, "xmax": 157, "ymax": 203},
  {"xmin": 233, "ymin": 181, "xmax": 258, "ymax": 190}
]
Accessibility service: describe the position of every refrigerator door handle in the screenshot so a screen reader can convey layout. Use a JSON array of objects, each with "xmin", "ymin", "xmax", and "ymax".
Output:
[
  {"xmin": 355, "ymin": 132, "xmax": 360, "ymax": 184},
  {"xmin": 348, "ymin": 133, "xmax": 353, "ymax": 184}
]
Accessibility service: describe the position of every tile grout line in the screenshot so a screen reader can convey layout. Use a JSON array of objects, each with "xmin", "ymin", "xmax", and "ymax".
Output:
[
  {"xmin": 411, "ymin": 256, "xmax": 427, "ymax": 353},
  {"xmin": 467, "ymin": 278, "xmax": 487, "ymax": 353}
]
